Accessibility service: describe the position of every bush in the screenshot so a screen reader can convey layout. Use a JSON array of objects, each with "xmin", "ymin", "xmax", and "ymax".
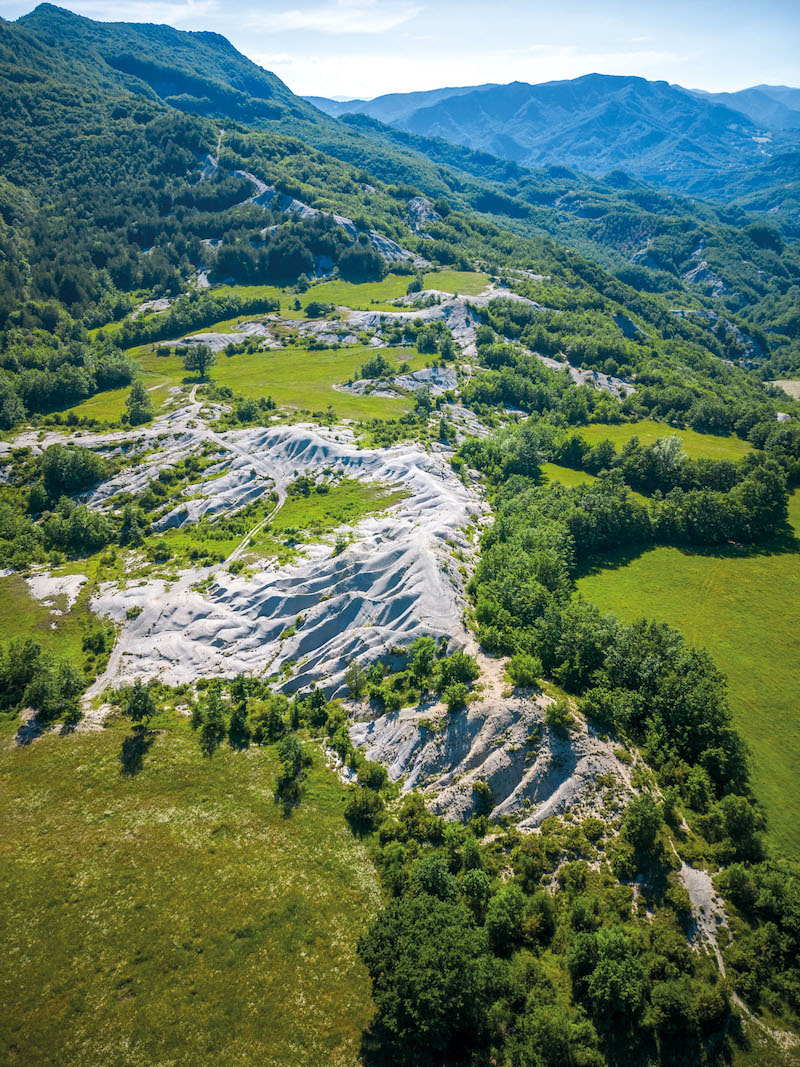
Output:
[
  {"xmin": 444, "ymin": 681, "xmax": 470, "ymax": 713},
  {"xmin": 507, "ymin": 652, "xmax": 543, "ymax": 689},
  {"xmin": 545, "ymin": 699, "xmax": 573, "ymax": 732},
  {"xmin": 344, "ymin": 785, "xmax": 385, "ymax": 830}
]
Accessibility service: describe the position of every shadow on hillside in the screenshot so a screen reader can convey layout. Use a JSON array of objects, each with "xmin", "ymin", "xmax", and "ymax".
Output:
[
  {"xmin": 575, "ymin": 518, "xmax": 800, "ymax": 580},
  {"xmin": 119, "ymin": 725, "xmax": 155, "ymax": 776}
]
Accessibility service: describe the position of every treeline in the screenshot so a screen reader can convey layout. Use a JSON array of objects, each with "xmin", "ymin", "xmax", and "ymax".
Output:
[
  {"xmin": 458, "ymin": 422, "xmax": 788, "ymax": 819},
  {"xmin": 0, "ymin": 444, "xmax": 116, "ymax": 567},
  {"xmin": 0, "ymin": 637, "xmax": 84, "ymax": 728},
  {"xmin": 212, "ymin": 213, "xmax": 390, "ymax": 287},
  {"xmin": 114, "ymin": 289, "xmax": 281, "ymax": 348},
  {"xmin": 357, "ymin": 789, "xmax": 734, "ymax": 1067},
  {"xmin": 462, "ymin": 421, "xmax": 792, "ymax": 552},
  {"xmin": 470, "ymin": 412, "xmax": 800, "ymax": 491},
  {"xmin": 0, "ymin": 330, "xmax": 136, "ymax": 428},
  {"xmin": 108, "ymin": 670, "xmax": 746, "ymax": 1066}
]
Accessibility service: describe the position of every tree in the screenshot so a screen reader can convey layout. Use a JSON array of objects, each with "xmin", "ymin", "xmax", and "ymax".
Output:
[
  {"xmin": 125, "ymin": 380, "xmax": 154, "ymax": 425},
  {"xmin": 507, "ymin": 652, "xmax": 543, "ymax": 689},
  {"xmin": 120, "ymin": 678, "xmax": 156, "ymax": 727},
  {"xmin": 586, "ymin": 926, "xmax": 644, "ymax": 1019},
  {"xmin": 345, "ymin": 658, "xmax": 367, "ymax": 699},
  {"xmin": 23, "ymin": 654, "xmax": 83, "ymax": 724},
  {"xmin": 338, "ymin": 244, "xmax": 386, "ymax": 283},
  {"xmin": 443, "ymin": 681, "xmax": 469, "ymax": 713},
  {"xmin": 344, "ymin": 785, "xmax": 385, "ymax": 830},
  {"xmin": 623, "ymin": 793, "xmax": 662, "ymax": 853},
  {"xmin": 183, "ymin": 343, "xmax": 215, "ymax": 380},
  {"xmin": 409, "ymin": 635, "xmax": 436, "ymax": 687},
  {"xmin": 274, "ymin": 733, "xmax": 312, "ymax": 806},
  {"xmin": 486, "ymin": 882, "xmax": 527, "ymax": 955},
  {"xmin": 358, "ymin": 895, "xmax": 489, "ymax": 1066},
  {"xmin": 0, "ymin": 637, "xmax": 42, "ymax": 709},
  {"xmin": 410, "ymin": 854, "xmax": 457, "ymax": 901},
  {"xmin": 199, "ymin": 689, "xmax": 227, "ymax": 756}
]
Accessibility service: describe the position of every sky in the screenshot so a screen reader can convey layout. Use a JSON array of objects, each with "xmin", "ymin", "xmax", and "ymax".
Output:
[{"xmin": 2, "ymin": 0, "xmax": 799, "ymax": 100}]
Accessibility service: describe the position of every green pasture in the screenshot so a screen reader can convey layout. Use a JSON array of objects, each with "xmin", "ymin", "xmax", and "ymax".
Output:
[
  {"xmin": 56, "ymin": 379, "xmax": 177, "ymax": 424},
  {"xmin": 60, "ymin": 344, "xmax": 426, "ymax": 425},
  {"xmin": 581, "ymin": 419, "xmax": 752, "ymax": 460},
  {"xmin": 0, "ymin": 572, "xmax": 93, "ymax": 664},
  {"xmin": 541, "ymin": 462, "xmax": 597, "ymax": 489},
  {"xmin": 0, "ymin": 719, "xmax": 380, "ymax": 1066},
  {"xmin": 578, "ymin": 490, "xmax": 800, "ymax": 860},
  {"xmin": 154, "ymin": 478, "xmax": 409, "ymax": 569},
  {"xmin": 212, "ymin": 269, "xmax": 489, "ymax": 314},
  {"xmin": 542, "ymin": 462, "xmax": 648, "ymax": 504}
]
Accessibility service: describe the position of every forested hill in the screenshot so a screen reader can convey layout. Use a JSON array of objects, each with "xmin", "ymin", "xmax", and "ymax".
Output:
[
  {"xmin": 0, "ymin": 0, "xmax": 799, "ymax": 430},
  {"xmin": 309, "ymin": 74, "xmax": 800, "ymax": 200}
]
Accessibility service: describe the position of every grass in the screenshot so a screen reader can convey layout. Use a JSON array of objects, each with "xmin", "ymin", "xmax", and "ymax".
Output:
[
  {"xmin": 63, "ymin": 345, "xmax": 426, "ymax": 425},
  {"xmin": 0, "ymin": 572, "xmax": 88, "ymax": 661},
  {"xmin": 541, "ymin": 462, "xmax": 597, "ymax": 489},
  {"xmin": 0, "ymin": 718, "xmax": 381, "ymax": 1066},
  {"xmin": 541, "ymin": 463, "xmax": 648, "ymax": 504},
  {"xmin": 55, "ymin": 380, "xmax": 178, "ymax": 424},
  {"xmin": 154, "ymin": 478, "xmax": 409, "ymax": 569},
  {"xmin": 212, "ymin": 269, "xmax": 489, "ymax": 314},
  {"xmin": 580, "ymin": 420, "xmax": 752, "ymax": 460},
  {"xmin": 0, "ymin": 565, "xmax": 113, "ymax": 684},
  {"xmin": 772, "ymin": 380, "xmax": 800, "ymax": 400},
  {"xmin": 273, "ymin": 479, "xmax": 409, "ymax": 535},
  {"xmin": 68, "ymin": 271, "xmax": 491, "ymax": 425},
  {"xmin": 577, "ymin": 490, "xmax": 800, "ymax": 860}
]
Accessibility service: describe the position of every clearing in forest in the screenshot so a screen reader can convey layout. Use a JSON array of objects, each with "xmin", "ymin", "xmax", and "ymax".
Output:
[{"xmin": 578, "ymin": 490, "xmax": 800, "ymax": 860}]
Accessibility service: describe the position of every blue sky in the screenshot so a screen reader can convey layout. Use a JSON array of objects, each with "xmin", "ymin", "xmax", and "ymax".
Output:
[{"xmin": 2, "ymin": 0, "xmax": 799, "ymax": 99}]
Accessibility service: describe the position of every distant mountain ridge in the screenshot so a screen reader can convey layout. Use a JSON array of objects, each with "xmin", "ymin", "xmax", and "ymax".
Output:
[
  {"xmin": 692, "ymin": 85, "xmax": 800, "ymax": 130},
  {"xmin": 308, "ymin": 74, "xmax": 800, "ymax": 197}
]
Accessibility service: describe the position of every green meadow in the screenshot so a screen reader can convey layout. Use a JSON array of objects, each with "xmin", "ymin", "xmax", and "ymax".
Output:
[
  {"xmin": 209, "ymin": 268, "xmax": 489, "ymax": 313},
  {"xmin": 578, "ymin": 490, "xmax": 800, "ymax": 860},
  {"xmin": 581, "ymin": 420, "xmax": 752, "ymax": 460},
  {"xmin": 0, "ymin": 718, "xmax": 380, "ymax": 1066},
  {"xmin": 61, "ymin": 344, "xmax": 426, "ymax": 424}
]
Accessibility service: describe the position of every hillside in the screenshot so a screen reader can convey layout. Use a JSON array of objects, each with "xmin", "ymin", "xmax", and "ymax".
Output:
[{"xmin": 1, "ymin": 7, "xmax": 800, "ymax": 1067}]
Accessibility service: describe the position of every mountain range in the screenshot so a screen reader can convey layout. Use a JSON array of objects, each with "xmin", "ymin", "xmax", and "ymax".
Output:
[
  {"xmin": 1, "ymin": 4, "xmax": 799, "ymax": 372},
  {"xmin": 309, "ymin": 75, "xmax": 800, "ymax": 197}
]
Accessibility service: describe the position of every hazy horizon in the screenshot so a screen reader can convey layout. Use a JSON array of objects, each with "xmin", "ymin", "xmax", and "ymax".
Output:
[{"xmin": 2, "ymin": 0, "xmax": 799, "ymax": 100}]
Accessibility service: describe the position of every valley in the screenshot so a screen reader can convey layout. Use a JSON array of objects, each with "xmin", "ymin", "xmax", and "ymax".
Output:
[{"xmin": 0, "ymin": 5, "xmax": 799, "ymax": 1066}]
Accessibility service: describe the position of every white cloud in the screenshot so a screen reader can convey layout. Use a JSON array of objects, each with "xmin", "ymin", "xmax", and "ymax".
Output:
[
  {"xmin": 263, "ymin": 0, "xmax": 422, "ymax": 35},
  {"xmin": 255, "ymin": 43, "xmax": 683, "ymax": 100},
  {"xmin": 18, "ymin": 0, "xmax": 221, "ymax": 24}
]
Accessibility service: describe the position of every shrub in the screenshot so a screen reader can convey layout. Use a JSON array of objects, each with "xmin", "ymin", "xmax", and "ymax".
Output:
[{"xmin": 507, "ymin": 652, "xmax": 543, "ymax": 689}]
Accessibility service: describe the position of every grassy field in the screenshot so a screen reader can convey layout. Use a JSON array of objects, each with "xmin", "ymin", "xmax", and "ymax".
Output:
[
  {"xmin": 0, "ymin": 572, "xmax": 90, "ymax": 662},
  {"xmin": 542, "ymin": 463, "xmax": 649, "ymax": 504},
  {"xmin": 578, "ymin": 490, "xmax": 800, "ymax": 860},
  {"xmin": 0, "ymin": 718, "xmax": 380, "ymax": 1066},
  {"xmin": 212, "ymin": 269, "xmax": 489, "ymax": 313},
  {"xmin": 272, "ymin": 479, "xmax": 409, "ymax": 534},
  {"xmin": 61, "ymin": 344, "xmax": 425, "ymax": 424},
  {"xmin": 581, "ymin": 420, "xmax": 752, "ymax": 460},
  {"xmin": 771, "ymin": 380, "xmax": 800, "ymax": 400},
  {"xmin": 56, "ymin": 380, "xmax": 177, "ymax": 424},
  {"xmin": 541, "ymin": 462, "xmax": 597, "ymax": 489}
]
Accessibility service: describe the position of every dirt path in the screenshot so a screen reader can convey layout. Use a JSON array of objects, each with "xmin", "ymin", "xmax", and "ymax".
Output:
[{"xmin": 226, "ymin": 488, "xmax": 286, "ymax": 564}]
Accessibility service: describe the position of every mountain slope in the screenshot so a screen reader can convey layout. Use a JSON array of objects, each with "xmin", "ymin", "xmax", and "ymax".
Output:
[
  {"xmin": 310, "ymin": 74, "xmax": 800, "ymax": 197},
  {"xmin": 694, "ymin": 86, "xmax": 800, "ymax": 130}
]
